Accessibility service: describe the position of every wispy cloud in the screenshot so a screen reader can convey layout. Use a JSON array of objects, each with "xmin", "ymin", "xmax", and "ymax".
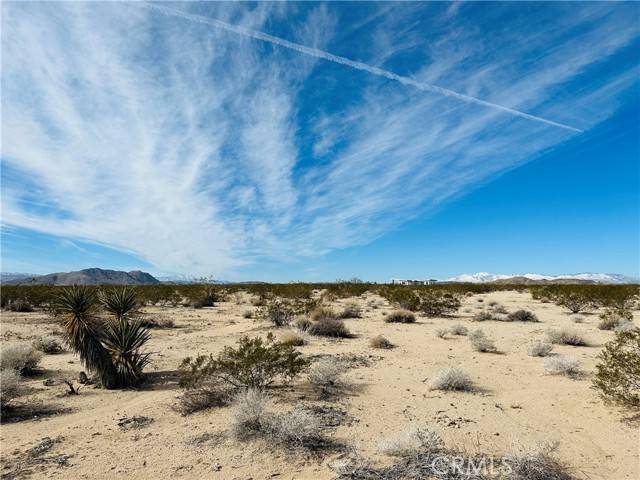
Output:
[{"xmin": 1, "ymin": 2, "xmax": 638, "ymax": 276}]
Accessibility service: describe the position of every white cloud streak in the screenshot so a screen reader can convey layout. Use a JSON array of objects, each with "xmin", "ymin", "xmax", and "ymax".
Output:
[{"xmin": 141, "ymin": 2, "xmax": 583, "ymax": 133}]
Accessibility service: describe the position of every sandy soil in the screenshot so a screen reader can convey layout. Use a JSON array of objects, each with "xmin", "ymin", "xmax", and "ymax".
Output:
[{"xmin": 1, "ymin": 290, "xmax": 638, "ymax": 479}]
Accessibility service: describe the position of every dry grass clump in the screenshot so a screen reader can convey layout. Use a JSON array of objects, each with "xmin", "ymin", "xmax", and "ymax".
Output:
[
  {"xmin": 140, "ymin": 316, "xmax": 175, "ymax": 329},
  {"xmin": 528, "ymin": 340, "xmax": 554, "ymax": 357},
  {"xmin": 598, "ymin": 309, "xmax": 632, "ymax": 331},
  {"xmin": 176, "ymin": 383, "xmax": 232, "ymax": 415},
  {"xmin": 378, "ymin": 425, "xmax": 444, "ymax": 457},
  {"xmin": 339, "ymin": 302, "xmax": 362, "ymax": 319},
  {"xmin": 294, "ymin": 317, "xmax": 313, "ymax": 331},
  {"xmin": 384, "ymin": 310, "xmax": 416, "ymax": 323},
  {"xmin": 32, "ymin": 335, "xmax": 64, "ymax": 354},
  {"xmin": 1, "ymin": 344, "xmax": 42, "ymax": 375},
  {"xmin": 0, "ymin": 369, "xmax": 21, "ymax": 409},
  {"xmin": 370, "ymin": 335, "xmax": 394, "ymax": 349},
  {"xmin": 507, "ymin": 309, "xmax": 539, "ymax": 322},
  {"xmin": 489, "ymin": 302, "xmax": 508, "ymax": 314},
  {"xmin": 310, "ymin": 306, "xmax": 338, "ymax": 323},
  {"xmin": 279, "ymin": 329, "xmax": 309, "ymax": 347},
  {"xmin": 544, "ymin": 355, "xmax": 581, "ymax": 377},
  {"xmin": 434, "ymin": 328, "xmax": 448, "ymax": 339},
  {"xmin": 472, "ymin": 311, "xmax": 494, "ymax": 322},
  {"xmin": 308, "ymin": 357, "xmax": 345, "ymax": 394},
  {"xmin": 309, "ymin": 317, "xmax": 351, "ymax": 338},
  {"xmin": 506, "ymin": 442, "xmax": 575, "ymax": 480},
  {"xmin": 570, "ymin": 314, "xmax": 585, "ymax": 323},
  {"xmin": 449, "ymin": 324, "xmax": 468, "ymax": 336},
  {"xmin": 5, "ymin": 299, "xmax": 34, "ymax": 312},
  {"xmin": 614, "ymin": 321, "xmax": 635, "ymax": 333},
  {"xmin": 428, "ymin": 367, "xmax": 474, "ymax": 391},
  {"xmin": 546, "ymin": 328, "xmax": 588, "ymax": 346},
  {"xmin": 468, "ymin": 329, "xmax": 497, "ymax": 352},
  {"xmin": 231, "ymin": 388, "xmax": 327, "ymax": 450}
]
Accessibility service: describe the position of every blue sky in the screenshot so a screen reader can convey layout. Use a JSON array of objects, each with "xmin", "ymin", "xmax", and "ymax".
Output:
[{"xmin": 1, "ymin": 1, "xmax": 639, "ymax": 282}]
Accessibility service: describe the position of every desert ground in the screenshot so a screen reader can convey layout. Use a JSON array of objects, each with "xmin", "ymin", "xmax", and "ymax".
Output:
[{"xmin": 1, "ymin": 290, "xmax": 638, "ymax": 479}]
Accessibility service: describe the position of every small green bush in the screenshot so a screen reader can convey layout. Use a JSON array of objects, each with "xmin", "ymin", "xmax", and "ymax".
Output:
[
  {"xmin": 593, "ymin": 328, "xmax": 640, "ymax": 408},
  {"xmin": 418, "ymin": 290, "xmax": 461, "ymax": 317},
  {"xmin": 179, "ymin": 334, "xmax": 309, "ymax": 389},
  {"xmin": 260, "ymin": 299, "xmax": 296, "ymax": 327}
]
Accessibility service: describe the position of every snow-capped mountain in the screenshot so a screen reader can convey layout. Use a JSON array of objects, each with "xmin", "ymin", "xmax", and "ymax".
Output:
[{"xmin": 446, "ymin": 272, "xmax": 637, "ymax": 284}]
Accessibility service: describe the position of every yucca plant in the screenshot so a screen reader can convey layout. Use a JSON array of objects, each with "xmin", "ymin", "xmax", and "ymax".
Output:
[
  {"xmin": 101, "ymin": 318, "xmax": 152, "ymax": 387},
  {"xmin": 100, "ymin": 286, "xmax": 139, "ymax": 320},
  {"xmin": 52, "ymin": 285, "xmax": 117, "ymax": 388}
]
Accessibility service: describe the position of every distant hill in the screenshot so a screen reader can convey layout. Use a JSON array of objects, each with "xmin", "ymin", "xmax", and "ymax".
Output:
[
  {"xmin": 446, "ymin": 272, "xmax": 638, "ymax": 284},
  {"xmin": 3, "ymin": 268, "xmax": 160, "ymax": 286}
]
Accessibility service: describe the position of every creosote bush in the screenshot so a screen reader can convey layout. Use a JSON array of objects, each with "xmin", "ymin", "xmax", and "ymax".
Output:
[
  {"xmin": 544, "ymin": 355, "xmax": 580, "ymax": 377},
  {"xmin": 33, "ymin": 335, "xmax": 64, "ymax": 354},
  {"xmin": 469, "ymin": 329, "xmax": 497, "ymax": 352},
  {"xmin": 0, "ymin": 369, "xmax": 21, "ymax": 409},
  {"xmin": 418, "ymin": 290, "xmax": 461, "ymax": 317},
  {"xmin": 1, "ymin": 344, "xmax": 42, "ymax": 376},
  {"xmin": 384, "ymin": 310, "xmax": 416, "ymax": 324},
  {"xmin": 179, "ymin": 333, "xmax": 309, "ymax": 390},
  {"xmin": 528, "ymin": 340, "xmax": 554, "ymax": 357},
  {"xmin": 593, "ymin": 328, "xmax": 640, "ymax": 408},
  {"xmin": 546, "ymin": 328, "xmax": 588, "ymax": 346},
  {"xmin": 428, "ymin": 367, "xmax": 474, "ymax": 391},
  {"xmin": 507, "ymin": 310, "xmax": 539, "ymax": 322},
  {"xmin": 370, "ymin": 335, "xmax": 393, "ymax": 349},
  {"xmin": 260, "ymin": 299, "xmax": 295, "ymax": 327}
]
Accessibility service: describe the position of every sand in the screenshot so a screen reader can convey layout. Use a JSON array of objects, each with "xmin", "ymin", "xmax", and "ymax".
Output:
[{"xmin": 1, "ymin": 290, "xmax": 638, "ymax": 479}]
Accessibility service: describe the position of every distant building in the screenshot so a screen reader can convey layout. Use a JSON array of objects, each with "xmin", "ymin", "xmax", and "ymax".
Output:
[{"xmin": 390, "ymin": 278, "xmax": 438, "ymax": 285}]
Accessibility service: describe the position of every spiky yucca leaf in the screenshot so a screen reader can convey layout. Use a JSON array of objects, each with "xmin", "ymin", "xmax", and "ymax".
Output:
[
  {"xmin": 100, "ymin": 286, "xmax": 139, "ymax": 320},
  {"xmin": 52, "ymin": 285, "xmax": 117, "ymax": 388},
  {"xmin": 102, "ymin": 318, "xmax": 151, "ymax": 386}
]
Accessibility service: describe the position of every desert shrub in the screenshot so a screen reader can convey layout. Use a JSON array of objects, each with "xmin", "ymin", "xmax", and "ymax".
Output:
[
  {"xmin": 308, "ymin": 357, "xmax": 344, "ymax": 393},
  {"xmin": 418, "ymin": 290, "xmax": 461, "ymax": 317},
  {"xmin": 544, "ymin": 355, "xmax": 580, "ymax": 377},
  {"xmin": 1, "ymin": 344, "xmax": 42, "ymax": 375},
  {"xmin": 384, "ymin": 310, "xmax": 416, "ymax": 323},
  {"xmin": 139, "ymin": 316, "xmax": 175, "ymax": 329},
  {"xmin": 309, "ymin": 317, "xmax": 351, "ymax": 338},
  {"xmin": 593, "ymin": 328, "xmax": 640, "ymax": 408},
  {"xmin": 260, "ymin": 299, "xmax": 295, "ymax": 327},
  {"xmin": 6, "ymin": 299, "xmax": 34, "ymax": 312},
  {"xmin": 251, "ymin": 295, "xmax": 267, "ymax": 307},
  {"xmin": 528, "ymin": 340, "xmax": 554, "ymax": 357},
  {"xmin": 489, "ymin": 303, "xmax": 508, "ymax": 314},
  {"xmin": 243, "ymin": 310, "xmax": 253, "ymax": 319},
  {"xmin": 0, "ymin": 369, "xmax": 21, "ymax": 409},
  {"xmin": 370, "ymin": 335, "xmax": 393, "ymax": 349},
  {"xmin": 279, "ymin": 329, "xmax": 308, "ymax": 347},
  {"xmin": 176, "ymin": 382, "xmax": 232, "ymax": 415},
  {"xmin": 477, "ymin": 298, "xmax": 484, "ymax": 303},
  {"xmin": 507, "ymin": 310, "xmax": 539, "ymax": 322},
  {"xmin": 434, "ymin": 328, "xmax": 448, "ymax": 339},
  {"xmin": 196, "ymin": 286, "xmax": 219, "ymax": 307},
  {"xmin": 339, "ymin": 302, "xmax": 362, "ymax": 319},
  {"xmin": 232, "ymin": 388, "xmax": 270, "ymax": 439},
  {"xmin": 310, "ymin": 306, "xmax": 338, "ymax": 323},
  {"xmin": 378, "ymin": 426, "xmax": 444, "ymax": 457},
  {"xmin": 556, "ymin": 292, "xmax": 595, "ymax": 314},
  {"xmin": 469, "ymin": 329, "xmax": 497, "ymax": 352},
  {"xmin": 506, "ymin": 442, "xmax": 575, "ymax": 480},
  {"xmin": 449, "ymin": 324, "xmax": 468, "ymax": 336},
  {"xmin": 294, "ymin": 317, "xmax": 313, "ymax": 331},
  {"xmin": 380, "ymin": 287, "xmax": 421, "ymax": 311},
  {"xmin": 472, "ymin": 311, "xmax": 494, "ymax": 322},
  {"xmin": 428, "ymin": 367, "xmax": 474, "ymax": 391},
  {"xmin": 32, "ymin": 335, "xmax": 64, "ymax": 354},
  {"xmin": 571, "ymin": 314, "xmax": 585, "ymax": 323},
  {"xmin": 547, "ymin": 328, "xmax": 588, "ymax": 346},
  {"xmin": 598, "ymin": 308, "xmax": 633, "ymax": 331},
  {"xmin": 179, "ymin": 334, "xmax": 309, "ymax": 390}
]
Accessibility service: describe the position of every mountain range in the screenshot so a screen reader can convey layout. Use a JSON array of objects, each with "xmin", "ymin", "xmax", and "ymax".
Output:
[
  {"xmin": 2, "ymin": 268, "xmax": 160, "ymax": 286},
  {"xmin": 445, "ymin": 272, "xmax": 637, "ymax": 284}
]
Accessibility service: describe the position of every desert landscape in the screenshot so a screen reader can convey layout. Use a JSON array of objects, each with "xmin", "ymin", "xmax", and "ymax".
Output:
[{"xmin": 1, "ymin": 284, "xmax": 638, "ymax": 480}]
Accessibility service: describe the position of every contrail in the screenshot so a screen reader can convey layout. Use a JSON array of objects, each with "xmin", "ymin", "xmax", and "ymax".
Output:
[{"xmin": 141, "ymin": 2, "xmax": 583, "ymax": 133}]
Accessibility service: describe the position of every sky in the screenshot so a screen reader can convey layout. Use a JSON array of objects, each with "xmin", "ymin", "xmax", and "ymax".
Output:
[{"xmin": 1, "ymin": 1, "xmax": 639, "ymax": 282}]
